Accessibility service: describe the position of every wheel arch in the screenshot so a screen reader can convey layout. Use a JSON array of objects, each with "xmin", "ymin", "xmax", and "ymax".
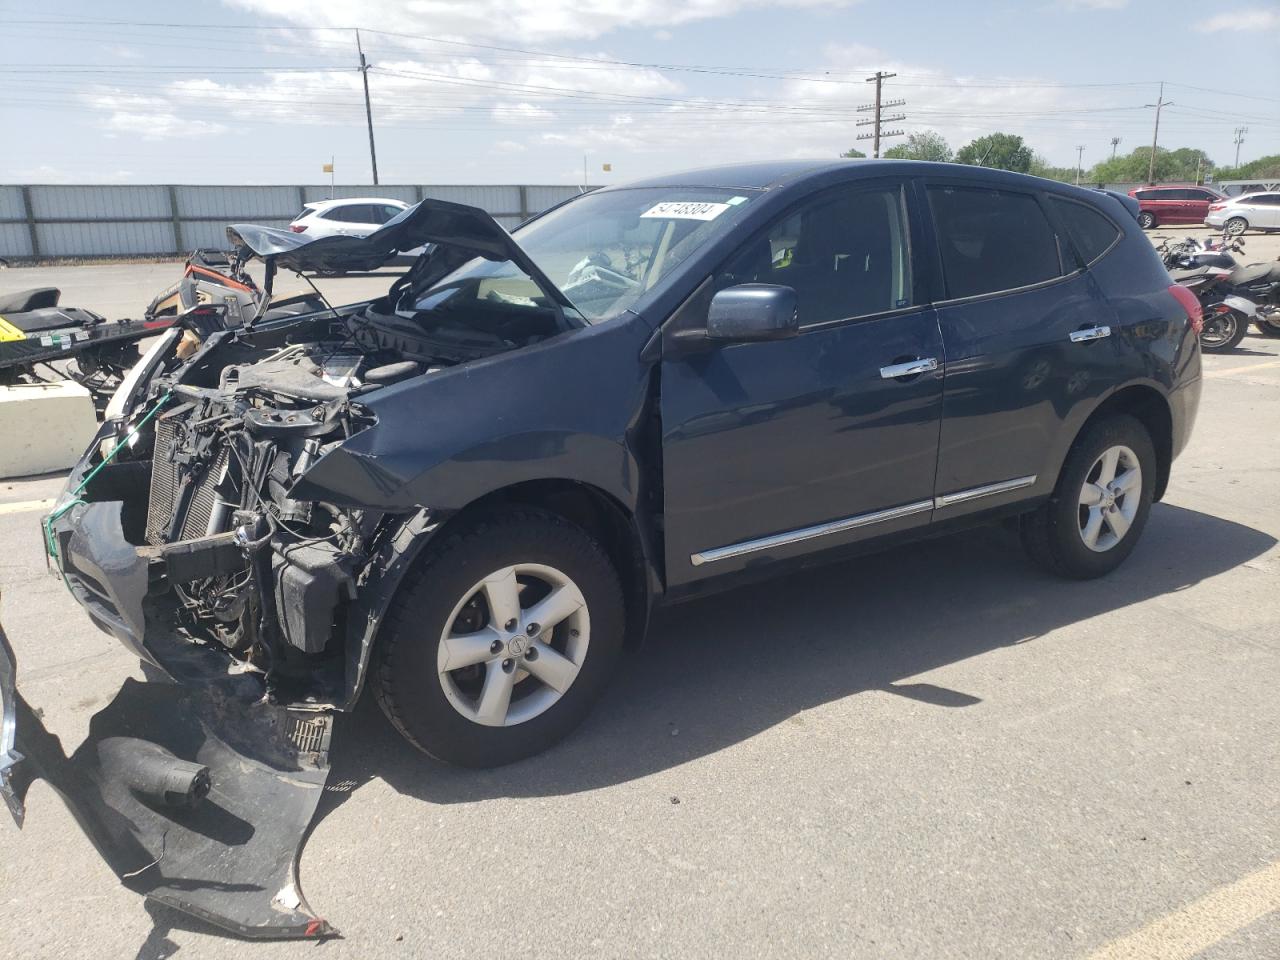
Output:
[
  {"xmin": 449, "ymin": 478, "xmax": 656, "ymax": 653},
  {"xmin": 344, "ymin": 478, "xmax": 657, "ymax": 711},
  {"xmin": 1073, "ymin": 384, "xmax": 1174, "ymax": 501}
]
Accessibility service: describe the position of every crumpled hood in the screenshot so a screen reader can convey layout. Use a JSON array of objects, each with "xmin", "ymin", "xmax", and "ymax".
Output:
[{"xmin": 229, "ymin": 197, "xmax": 522, "ymax": 273}]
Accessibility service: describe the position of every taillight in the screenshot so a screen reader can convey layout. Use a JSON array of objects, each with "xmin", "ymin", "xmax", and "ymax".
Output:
[
  {"xmin": 1207, "ymin": 203, "xmax": 1226, "ymax": 212},
  {"xmin": 290, "ymin": 224, "xmax": 308, "ymax": 233},
  {"xmin": 1168, "ymin": 283, "xmax": 1203, "ymax": 335}
]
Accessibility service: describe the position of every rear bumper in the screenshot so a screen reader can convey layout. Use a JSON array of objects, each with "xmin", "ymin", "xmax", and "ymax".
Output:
[{"xmin": 1170, "ymin": 374, "xmax": 1202, "ymax": 464}]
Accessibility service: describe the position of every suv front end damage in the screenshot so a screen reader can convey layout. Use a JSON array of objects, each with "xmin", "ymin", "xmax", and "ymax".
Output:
[{"xmin": 10, "ymin": 197, "xmax": 587, "ymax": 937}]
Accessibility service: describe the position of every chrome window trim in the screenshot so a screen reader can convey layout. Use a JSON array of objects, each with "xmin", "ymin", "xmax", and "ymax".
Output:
[
  {"xmin": 689, "ymin": 498, "xmax": 935, "ymax": 566},
  {"xmin": 934, "ymin": 474, "xmax": 1038, "ymax": 508}
]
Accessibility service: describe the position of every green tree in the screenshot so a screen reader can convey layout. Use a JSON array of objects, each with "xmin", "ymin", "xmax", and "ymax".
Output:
[
  {"xmin": 882, "ymin": 130, "xmax": 952, "ymax": 162},
  {"xmin": 1214, "ymin": 154, "xmax": 1280, "ymax": 181},
  {"xmin": 1029, "ymin": 152, "xmax": 1079, "ymax": 183},
  {"xmin": 954, "ymin": 133, "xmax": 1033, "ymax": 173},
  {"xmin": 1087, "ymin": 146, "xmax": 1213, "ymax": 184},
  {"xmin": 840, "ymin": 147, "xmax": 867, "ymax": 159}
]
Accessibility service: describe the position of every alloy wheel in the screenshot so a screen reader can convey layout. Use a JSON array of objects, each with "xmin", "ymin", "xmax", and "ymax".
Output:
[
  {"xmin": 1200, "ymin": 310, "xmax": 1239, "ymax": 349},
  {"xmin": 1077, "ymin": 444, "xmax": 1142, "ymax": 553},
  {"xmin": 436, "ymin": 563, "xmax": 590, "ymax": 727}
]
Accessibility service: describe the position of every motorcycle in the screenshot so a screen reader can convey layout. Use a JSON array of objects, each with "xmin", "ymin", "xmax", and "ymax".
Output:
[
  {"xmin": 0, "ymin": 287, "xmax": 175, "ymax": 407},
  {"xmin": 1157, "ymin": 232, "xmax": 1280, "ymax": 338}
]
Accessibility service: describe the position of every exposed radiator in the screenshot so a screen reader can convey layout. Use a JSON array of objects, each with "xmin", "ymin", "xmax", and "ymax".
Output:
[{"xmin": 146, "ymin": 417, "xmax": 230, "ymax": 545}]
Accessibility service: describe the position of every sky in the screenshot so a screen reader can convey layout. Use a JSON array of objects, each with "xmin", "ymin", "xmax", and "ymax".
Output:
[{"xmin": 2, "ymin": 0, "xmax": 1277, "ymax": 187}]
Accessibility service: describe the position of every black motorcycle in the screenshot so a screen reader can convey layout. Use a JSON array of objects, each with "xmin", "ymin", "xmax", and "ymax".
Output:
[{"xmin": 1157, "ymin": 232, "xmax": 1280, "ymax": 338}]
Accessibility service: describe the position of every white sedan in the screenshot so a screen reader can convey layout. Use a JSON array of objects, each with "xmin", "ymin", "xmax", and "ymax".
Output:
[
  {"xmin": 1205, "ymin": 192, "xmax": 1280, "ymax": 235},
  {"xmin": 289, "ymin": 197, "xmax": 410, "ymax": 238}
]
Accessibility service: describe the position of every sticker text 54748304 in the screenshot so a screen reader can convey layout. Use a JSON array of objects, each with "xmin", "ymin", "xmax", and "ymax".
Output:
[{"xmin": 640, "ymin": 201, "xmax": 731, "ymax": 221}]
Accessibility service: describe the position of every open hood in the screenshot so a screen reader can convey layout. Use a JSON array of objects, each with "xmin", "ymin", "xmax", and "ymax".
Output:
[{"xmin": 227, "ymin": 198, "xmax": 574, "ymax": 311}]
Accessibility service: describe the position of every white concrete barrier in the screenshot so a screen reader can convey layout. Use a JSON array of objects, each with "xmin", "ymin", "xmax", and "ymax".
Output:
[{"xmin": 0, "ymin": 381, "xmax": 96, "ymax": 478}]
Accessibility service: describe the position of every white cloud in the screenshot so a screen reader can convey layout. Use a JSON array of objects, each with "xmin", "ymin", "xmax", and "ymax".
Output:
[
  {"xmin": 81, "ymin": 90, "xmax": 229, "ymax": 140},
  {"xmin": 1198, "ymin": 8, "xmax": 1280, "ymax": 31},
  {"xmin": 225, "ymin": 0, "xmax": 856, "ymax": 43},
  {"xmin": 493, "ymin": 102, "xmax": 556, "ymax": 123}
]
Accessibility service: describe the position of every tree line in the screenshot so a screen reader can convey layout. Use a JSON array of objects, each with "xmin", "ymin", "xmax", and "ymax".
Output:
[{"xmin": 841, "ymin": 131, "xmax": 1280, "ymax": 185}]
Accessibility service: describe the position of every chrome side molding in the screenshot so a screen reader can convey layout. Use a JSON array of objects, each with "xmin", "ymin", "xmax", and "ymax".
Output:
[
  {"xmin": 690, "ymin": 474, "xmax": 1039, "ymax": 566},
  {"xmin": 934, "ymin": 474, "xmax": 1038, "ymax": 508},
  {"xmin": 689, "ymin": 498, "xmax": 934, "ymax": 566}
]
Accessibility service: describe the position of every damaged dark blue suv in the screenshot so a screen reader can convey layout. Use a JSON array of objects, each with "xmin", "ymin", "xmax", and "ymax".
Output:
[{"xmin": 6, "ymin": 160, "xmax": 1201, "ymax": 936}]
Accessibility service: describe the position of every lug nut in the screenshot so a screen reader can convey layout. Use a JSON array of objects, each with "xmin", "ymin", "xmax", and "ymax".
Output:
[
  {"xmin": 527, "ymin": 622, "xmax": 540, "ymax": 636},
  {"xmin": 489, "ymin": 639, "xmax": 503, "ymax": 654},
  {"xmin": 505, "ymin": 618, "xmax": 518, "ymax": 632},
  {"xmin": 525, "ymin": 646, "xmax": 539, "ymax": 661},
  {"xmin": 501, "ymin": 658, "xmax": 515, "ymax": 673}
]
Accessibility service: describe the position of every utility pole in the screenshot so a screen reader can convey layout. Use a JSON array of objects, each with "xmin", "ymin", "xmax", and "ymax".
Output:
[
  {"xmin": 356, "ymin": 29, "xmax": 379, "ymax": 185},
  {"xmin": 1075, "ymin": 145, "xmax": 1085, "ymax": 185},
  {"xmin": 1110, "ymin": 136, "xmax": 1121, "ymax": 160},
  {"xmin": 1233, "ymin": 126, "xmax": 1248, "ymax": 167},
  {"xmin": 856, "ymin": 71, "xmax": 905, "ymax": 158},
  {"xmin": 1144, "ymin": 82, "xmax": 1172, "ymax": 185}
]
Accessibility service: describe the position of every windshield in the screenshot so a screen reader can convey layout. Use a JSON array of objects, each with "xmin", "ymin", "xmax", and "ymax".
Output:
[{"xmin": 400, "ymin": 187, "xmax": 759, "ymax": 324}]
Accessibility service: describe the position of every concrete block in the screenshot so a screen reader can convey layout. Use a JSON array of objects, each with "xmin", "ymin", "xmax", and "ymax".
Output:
[{"xmin": 0, "ymin": 381, "xmax": 97, "ymax": 479}]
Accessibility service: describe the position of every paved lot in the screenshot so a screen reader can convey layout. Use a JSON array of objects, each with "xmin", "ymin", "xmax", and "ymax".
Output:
[{"xmin": 1, "ymin": 248, "xmax": 1279, "ymax": 959}]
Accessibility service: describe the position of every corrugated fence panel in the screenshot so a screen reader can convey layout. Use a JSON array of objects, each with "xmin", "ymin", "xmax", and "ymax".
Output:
[
  {"xmin": 0, "ymin": 223, "xmax": 33, "ymax": 258},
  {"xmin": 180, "ymin": 218, "xmax": 292, "ymax": 250},
  {"xmin": 302, "ymin": 185, "xmax": 419, "ymax": 204},
  {"xmin": 177, "ymin": 185, "xmax": 300, "ymax": 219},
  {"xmin": 526, "ymin": 185, "xmax": 585, "ymax": 213},
  {"xmin": 29, "ymin": 185, "xmax": 169, "ymax": 220},
  {"xmin": 0, "ymin": 187, "xmax": 24, "ymax": 221},
  {"xmin": 420, "ymin": 185, "xmax": 522, "ymax": 215},
  {"xmin": 38, "ymin": 221, "xmax": 175, "ymax": 257},
  {"xmin": 0, "ymin": 184, "xmax": 596, "ymax": 258}
]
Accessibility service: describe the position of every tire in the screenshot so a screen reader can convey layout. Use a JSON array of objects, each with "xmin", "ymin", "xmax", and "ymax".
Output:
[
  {"xmin": 1021, "ymin": 414, "xmax": 1156, "ymax": 580},
  {"xmin": 1137, "ymin": 211, "xmax": 1156, "ymax": 230},
  {"xmin": 1224, "ymin": 217, "xmax": 1248, "ymax": 237},
  {"xmin": 373, "ymin": 509, "xmax": 625, "ymax": 767},
  {"xmin": 1254, "ymin": 310, "xmax": 1280, "ymax": 338},
  {"xmin": 1199, "ymin": 307, "xmax": 1249, "ymax": 352}
]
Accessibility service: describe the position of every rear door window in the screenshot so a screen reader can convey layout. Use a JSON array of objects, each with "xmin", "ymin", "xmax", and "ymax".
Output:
[
  {"xmin": 1048, "ymin": 197, "xmax": 1121, "ymax": 265},
  {"xmin": 927, "ymin": 185, "xmax": 1064, "ymax": 300}
]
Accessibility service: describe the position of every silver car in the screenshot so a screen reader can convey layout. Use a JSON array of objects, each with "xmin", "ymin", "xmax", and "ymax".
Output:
[{"xmin": 1204, "ymin": 192, "xmax": 1280, "ymax": 235}]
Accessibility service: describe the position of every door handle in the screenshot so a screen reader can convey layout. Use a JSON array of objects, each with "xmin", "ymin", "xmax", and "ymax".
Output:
[
  {"xmin": 879, "ymin": 357, "xmax": 939, "ymax": 379},
  {"xmin": 1069, "ymin": 325, "xmax": 1111, "ymax": 343}
]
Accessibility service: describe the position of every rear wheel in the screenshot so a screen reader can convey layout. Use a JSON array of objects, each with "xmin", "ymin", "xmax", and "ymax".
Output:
[
  {"xmin": 1225, "ymin": 216, "xmax": 1249, "ymax": 237},
  {"xmin": 1021, "ymin": 415, "xmax": 1156, "ymax": 579},
  {"xmin": 1200, "ymin": 307, "xmax": 1248, "ymax": 352},
  {"xmin": 1137, "ymin": 211, "xmax": 1156, "ymax": 230},
  {"xmin": 374, "ymin": 509, "xmax": 625, "ymax": 767}
]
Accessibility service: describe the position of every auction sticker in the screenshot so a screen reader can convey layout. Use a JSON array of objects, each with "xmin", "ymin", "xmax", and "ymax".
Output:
[{"xmin": 641, "ymin": 201, "xmax": 731, "ymax": 221}]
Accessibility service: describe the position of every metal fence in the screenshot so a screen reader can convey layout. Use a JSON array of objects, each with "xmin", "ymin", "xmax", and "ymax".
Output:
[{"xmin": 0, "ymin": 183, "xmax": 589, "ymax": 261}]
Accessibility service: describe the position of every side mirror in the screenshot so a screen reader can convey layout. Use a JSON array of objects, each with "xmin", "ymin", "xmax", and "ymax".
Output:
[{"xmin": 706, "ymin": 284, "xmax": 799, "ymax": 342}]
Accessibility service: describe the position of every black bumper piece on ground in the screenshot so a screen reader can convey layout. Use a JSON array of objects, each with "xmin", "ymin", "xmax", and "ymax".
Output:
[{"xmin": 0, "ymin": 608, "xmax": 338, "ymax": 939}]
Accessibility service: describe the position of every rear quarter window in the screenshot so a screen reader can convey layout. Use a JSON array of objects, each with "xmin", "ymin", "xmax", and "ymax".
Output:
[
  {"xmin": 1048, "ymin": 197, "xmax": 1121, "ymax": 265},
  {"xmin": 927, "ymin": 185, "xmax": 1063, "ymax": 300}
]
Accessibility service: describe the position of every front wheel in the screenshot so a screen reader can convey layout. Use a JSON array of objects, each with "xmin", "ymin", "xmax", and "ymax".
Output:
[
  {"xmin": 1200, "ymin": 307, "xmax": 1249, "ymax": 352},
  {"xmin": 1224, "ymin": 217, "xmax": 1249, "ymax": 237},
  {"xmin": 1021, "ymin": 414, "xmax": 1156, "ymax": 579},
  {"xmin": 374, "ymin": 509, "xmax": 625, "ymax": 767},
  {"xmin": 1137, "ymin": 211, "xmax": 1156, "ymax": 230},
  {"xmin": 1254, "ymin": 309, "xmax": 1280, "ymax": 338}
]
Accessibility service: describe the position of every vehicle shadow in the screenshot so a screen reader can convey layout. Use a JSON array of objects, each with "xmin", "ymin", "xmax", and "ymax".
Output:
[{"xmin": 319, "ymin": 502, "xmax": 1275, "ymax": 812}]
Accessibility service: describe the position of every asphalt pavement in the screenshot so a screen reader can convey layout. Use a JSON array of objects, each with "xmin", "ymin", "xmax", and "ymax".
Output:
[{"xmin": 0, "ymin": 241, "xmax": 1279, "ymax": 959}]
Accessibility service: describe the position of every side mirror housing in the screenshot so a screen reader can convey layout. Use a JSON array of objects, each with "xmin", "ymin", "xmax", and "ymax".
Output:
[{"xmin": 706, "ymin": 284, "xmax": 799, "ymax": 342}]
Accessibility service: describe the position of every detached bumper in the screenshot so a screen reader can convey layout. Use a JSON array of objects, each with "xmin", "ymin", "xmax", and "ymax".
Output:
[{"xmin": 0, "ymin": 607, "xmax": 337, "ymax": 938}]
